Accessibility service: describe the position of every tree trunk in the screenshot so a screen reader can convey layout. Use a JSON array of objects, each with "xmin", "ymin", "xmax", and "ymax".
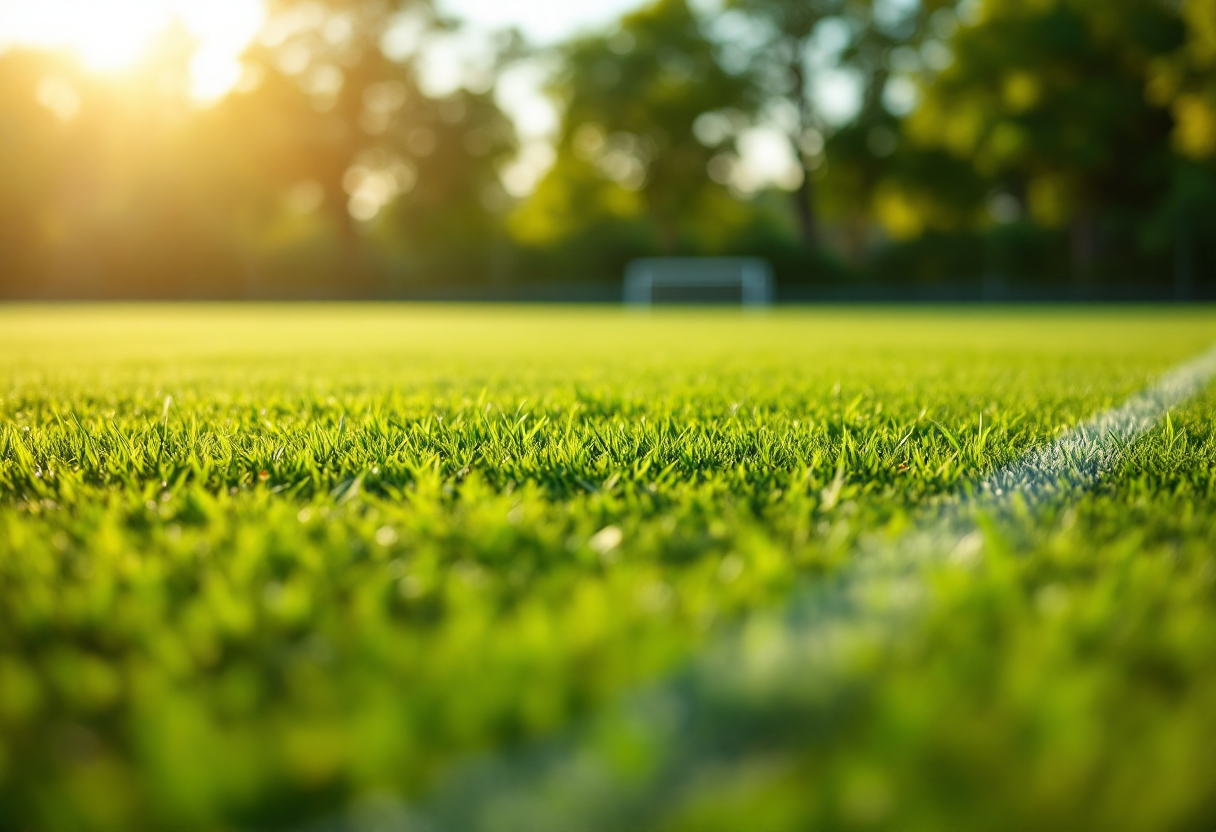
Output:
[
  {"xmin": 793, "ymin": 158, "xmax": 818, "ymax": 249},
  {"xmin": 655, "ymin": 215, "xmax": 679, "ymax": 255},
  {"xmin": 333, "ymin": 189, "xmax": 374, "ymax": 298},
  {"xmin": 1176, "ymin": 207, "xmax": 1194, "ymax": 301},
  {"xmin": 650, "ymin": 191, "xmax": 679, "ymax": 254},
  {"xmin": 1070, "ymin": 208, "xmax": 1097, "ymax": 289},
  {"xmin": 789, "ymin": 52, "xmax": 818, "ymax": 252}
]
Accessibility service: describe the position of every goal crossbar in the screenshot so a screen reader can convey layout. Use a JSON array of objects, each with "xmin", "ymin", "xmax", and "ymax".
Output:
[{"xmin": 624, "ymin": 257, "xmax": 774, "ymax": 306}]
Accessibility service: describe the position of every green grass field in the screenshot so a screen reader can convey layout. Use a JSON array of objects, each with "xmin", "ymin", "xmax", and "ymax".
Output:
[{"xmin": 3, "ymin": 305, "xmax": 1216, "ymax": 832}]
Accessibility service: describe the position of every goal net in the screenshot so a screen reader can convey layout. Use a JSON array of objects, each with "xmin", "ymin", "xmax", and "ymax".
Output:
[{"xmin": 624, "ymin": 257, "xmax": 774, "ymax": 307}]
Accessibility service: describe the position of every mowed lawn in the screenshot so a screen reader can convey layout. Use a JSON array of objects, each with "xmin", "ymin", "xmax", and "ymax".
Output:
[{"xmin": 3, "ymin": 305, "xmax": 1216, "ymax": 832}]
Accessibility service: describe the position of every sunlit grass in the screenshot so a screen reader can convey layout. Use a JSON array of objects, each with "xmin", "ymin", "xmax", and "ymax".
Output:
[{"xmin": 1, "ymin": 305, "xmax": 1215, "ymax": 831}]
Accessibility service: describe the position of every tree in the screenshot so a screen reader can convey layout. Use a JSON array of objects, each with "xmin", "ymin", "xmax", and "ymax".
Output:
[
  {"xmin": 1145, "ymin": 0, "xmax": 1216, "ymax": 295},
  {"xmin": 725, "ymin": 0, "xmax": 841, "ymax": 248},
  {"xmin": 905, "ymin": 0, "xmax": 1185, "ymax": 283},
  {"xmin": 723, "ymin": 0, "xmax": 956, "ymax": 251},
  {"xmin": 233, "ymin": 0, "xmax": 517, "ymax": 287},
  {"xmin": 0, "ymin": 0, "xmax": 522, "ymax": 297},
  {"xmin": 1149, "ymin": 0, "xmax": 1216, "ymax": 161},
  {"xmin": 0, "ymin": 49, "xmax": 79, "ymax": 296},
  {"xmin": 541, "ymin": 0, "xmax": 754, "ymax": 253}
]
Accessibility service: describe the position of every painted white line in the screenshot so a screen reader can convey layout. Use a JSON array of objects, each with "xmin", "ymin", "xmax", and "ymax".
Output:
[
  {"xmin": 308, "ymin": 343, "xmax": 1216, "ymax": 832},
  {"xmin": 981, "ymin": 341, "xmax": 1216, "ymax": 500}
]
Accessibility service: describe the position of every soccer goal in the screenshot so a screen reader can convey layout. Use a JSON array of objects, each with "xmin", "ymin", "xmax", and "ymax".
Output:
[{"xmin": 624, "ymin": 257, "xmax": 774, "ymax": 307}]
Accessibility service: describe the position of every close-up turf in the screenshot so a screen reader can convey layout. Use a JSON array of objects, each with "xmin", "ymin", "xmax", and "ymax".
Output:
[{"xmin": 3, "ymin": 305, "xmax": 1216, "ymax": 831}]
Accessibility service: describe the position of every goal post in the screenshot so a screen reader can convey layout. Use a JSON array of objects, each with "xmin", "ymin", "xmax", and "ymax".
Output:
[{"xmin": 623, "ymin": 257, "xmax": 774, "ymax": 307}]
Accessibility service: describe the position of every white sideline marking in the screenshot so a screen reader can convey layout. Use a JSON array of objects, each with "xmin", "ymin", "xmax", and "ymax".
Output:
[{"xmin": 310, "ymin": 343, "xmax": 1216, "ymax": 832}]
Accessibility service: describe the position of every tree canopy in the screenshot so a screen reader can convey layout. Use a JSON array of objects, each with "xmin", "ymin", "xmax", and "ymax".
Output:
[{"xmin": 0, "ymin": 0, "xmax": 1212, "ymax": 297}]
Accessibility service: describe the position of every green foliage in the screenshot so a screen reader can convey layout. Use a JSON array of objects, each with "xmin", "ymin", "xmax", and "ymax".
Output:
[
  {"xmin": 1, "ymin": 0, "xmax": 1216, "ymax": 296},
  {"xmin": 903, "ymin": 0, "xmax": 1183, "ymax": 236},
  {"xmin": 0, "ymin": 1, "xmax": 516, "ymax": 299},
  {"xmin": 1149, "ymin": 0, "xmax": 1216, "ymax": 160},
  {"xmin": 526, "ymin": 0, "xmax": 753, "ymax": 253},
  {"xmin": 2, "ymin": 306, "xmax": 1216, "ymax": 830}
]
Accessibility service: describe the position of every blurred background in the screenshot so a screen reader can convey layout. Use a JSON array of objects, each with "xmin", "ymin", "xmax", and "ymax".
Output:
[{"xmin": 0, "ymin": 0, "xmax": 1214, "ymax": 301}]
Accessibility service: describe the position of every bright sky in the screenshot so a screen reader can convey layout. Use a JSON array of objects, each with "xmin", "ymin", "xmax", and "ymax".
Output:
[
  {"xmin": 0, "ymin": 0, "xmax": 804, "ymax": 192},
  {"xmin": 440, "ymin": 0, "xmax": 644, "ymax": 45},
  {"xmin": 0, "ymin": 0, "xmax": 641, "ymax": 99},
  {"xmin": 433, "ymin": 0, "xmax": 805, "ymax": 194},
  {"xmin": 0, "ymin": 0, "xmax": 266, "ymax": 99}
]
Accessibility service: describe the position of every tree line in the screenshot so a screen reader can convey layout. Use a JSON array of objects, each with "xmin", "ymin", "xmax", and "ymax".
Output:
[{"xmin": 1, "ymin": 0, "xmax": 1214, "ymax": 299}]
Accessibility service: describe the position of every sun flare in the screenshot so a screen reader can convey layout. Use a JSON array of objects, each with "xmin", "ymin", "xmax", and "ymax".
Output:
[{"xmin": 0, "ymin": 0, "xmax": 266, "ymax": 100}]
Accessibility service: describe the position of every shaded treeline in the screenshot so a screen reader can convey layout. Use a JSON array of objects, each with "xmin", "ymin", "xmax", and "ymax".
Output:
[{"xmin": 1, "ymin": 0, "xmax": 1215, "ymax": 299}]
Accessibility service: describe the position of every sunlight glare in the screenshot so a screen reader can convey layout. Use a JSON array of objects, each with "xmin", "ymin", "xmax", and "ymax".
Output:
[{"xmin": 0, "ymin": 0, "xmax": 266, "ymax": 101}]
